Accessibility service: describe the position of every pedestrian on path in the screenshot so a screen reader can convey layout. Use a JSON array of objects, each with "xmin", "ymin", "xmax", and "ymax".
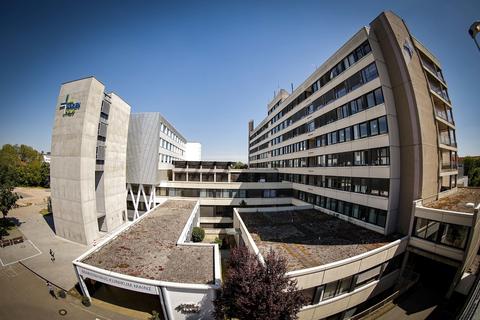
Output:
[
  {"xmin": 49, "ymin": 248, "xmax": 55, "ymax": 262},
  {"xmin": 46, "ymin": 281, "xmax": 57, "ymax": 299}
]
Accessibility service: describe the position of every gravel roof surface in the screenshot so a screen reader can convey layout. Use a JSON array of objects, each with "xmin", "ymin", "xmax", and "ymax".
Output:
[
  {"xmin": 424, "ymin": 188, "xmax": 480, "ymax": 213},
  {"xmin": 240, "ymin": 209, "xmax": 393, "ymax": 272},
  {"xmin": 82, "ymin": 200, "xmax": 214, "ymax": 284}
]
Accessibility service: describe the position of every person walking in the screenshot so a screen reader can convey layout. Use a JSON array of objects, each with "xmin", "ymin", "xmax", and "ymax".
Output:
[
  {"xmin": 49, "ymin": 248, "xmax": 55, "ymax": 262},
  {"xmin": 46, "ymin": 281, "xmax": 57, "ymax": 299}
]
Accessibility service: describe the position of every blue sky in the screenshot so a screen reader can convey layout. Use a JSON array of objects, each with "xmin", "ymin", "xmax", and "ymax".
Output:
[{"xmin": 0, "ymin": 0, "xmax": 479, "ymax": 161}]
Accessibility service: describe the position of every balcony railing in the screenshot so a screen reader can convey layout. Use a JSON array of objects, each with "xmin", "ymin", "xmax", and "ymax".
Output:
[{"xmin": 441, "ymin": 163, "xmax": 458, "ymax": 171}]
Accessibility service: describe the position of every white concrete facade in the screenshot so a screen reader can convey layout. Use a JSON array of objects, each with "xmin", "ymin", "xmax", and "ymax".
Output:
[{"xmin": 51, "ymin": 77, "xmax": 130, "ymax": 245}]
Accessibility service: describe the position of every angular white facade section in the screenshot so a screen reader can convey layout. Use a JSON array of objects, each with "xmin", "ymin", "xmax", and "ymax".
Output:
[{"xmin": 185, "ymin": 142, "xmax": 202, "ymax": 161}]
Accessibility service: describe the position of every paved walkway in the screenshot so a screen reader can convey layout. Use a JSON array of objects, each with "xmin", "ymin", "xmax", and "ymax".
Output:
[
  {"xmin": 5, "ymin": 204, "xmax": 88, "ymax": 290},
  {"xmin": 0, "ymin": 262, "xmax": 134, "ymax": 320}
]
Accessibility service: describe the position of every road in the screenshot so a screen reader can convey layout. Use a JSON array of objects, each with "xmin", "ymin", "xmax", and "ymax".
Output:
[{"xmin": 0, "ymin": 262, "xmax": 134, "ymax": 320}]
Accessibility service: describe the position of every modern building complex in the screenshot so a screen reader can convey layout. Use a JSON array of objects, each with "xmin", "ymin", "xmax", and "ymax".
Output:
[
  {"xmin": 51, "ymin": 10, "xmax": 479, "ymax": 320},
  {"xmin": 51, "ymin": 80, "xmax": 201, "ymax": 243},
  {"xmin": 51, "ymin": 77, "xmax": 131, "ymax": 245}
]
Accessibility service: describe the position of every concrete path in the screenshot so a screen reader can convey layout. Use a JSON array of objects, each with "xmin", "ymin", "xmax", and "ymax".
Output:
[
  {"xmin": 0, "ymin": 262, "xmax": 134, "ymax": 320},
  {"xmin": 6, "ymin": 204, "xmax": 89, "ymax": 290}
]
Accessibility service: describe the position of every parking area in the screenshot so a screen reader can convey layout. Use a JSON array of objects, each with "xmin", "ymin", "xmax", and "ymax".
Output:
[{"xmin": 5, "ymin": 202, "xmax": 88, "ymax": 290}]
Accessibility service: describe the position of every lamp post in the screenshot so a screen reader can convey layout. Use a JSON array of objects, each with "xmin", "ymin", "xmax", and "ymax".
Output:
[{"xmin": 468, "ymin": 21, "xmax": 480, "ymax": 52}]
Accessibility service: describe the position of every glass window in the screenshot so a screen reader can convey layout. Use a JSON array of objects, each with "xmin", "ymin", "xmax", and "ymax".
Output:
[
  {"xmin": 356, "ymin": 265, "xmax": 382, "ymax": 288},
  {"xmin": 377, "ymin": 211, "xmax": 386, "ymax": 227},
  {"xmin": 366, "ymin": 92, "xmax": 376, "ymax": 108},
  {"xmin": 322, "ymin": 281, "xmax": 338, "ymax": 301},
  {"xmin": 378, "ymin": 116, "xmax": 388, "ymax": 134},
  {"xmin": 356, "ymin": 96, "xmax": 365, "ymax": 112},
  {"xmin": 440, "ymin": 224, "xmax": 468, "ymax": 249},
  {"xmin": 362, "ymin": 63, "xmax": 378, "ymax": 83},
  {"xmin": 345, "ymin": 127, "xmax": 352, "ymax": 141},
  {"xmin": 347, "ymin": 72, "xmax": 363, "ymax": 92},
  {"xmin": 359, "ymin": 122, "xmax": 368, "ymax": 138},
  {"xmin": 370, "ymin": 119, "xmax": 379, "ymax": 136},
  {"xmin": 337, "ymin": 277, "xmax": 352, "ymax": 295},
  {"xmin": 354, "ymin": 151, "xmax": 367, "ymax": 166},
  {"xmin": 368, "ymin": 208, "xmax": 377, "ymax": 224},
  {"xmin": 338, "ymin": 129, "xmax": 345, "ymax": 142},
  {"xmin": 335, "ymin": 81, "xmax": 347, "ymax": 99},
  {"xmin": 374, "ymin": 88, "xmax": 384, "ymax": 104},
  {"xmin": 353, "ymin": 124, "xmax": 360, "ymax": 140},
  {"xmin": 425, "ymin": 221, "xmax": 441, "ymax": 242},
  {"xmin": 331, "ymin": 131, "xmax": 338, "ymax": 144}
]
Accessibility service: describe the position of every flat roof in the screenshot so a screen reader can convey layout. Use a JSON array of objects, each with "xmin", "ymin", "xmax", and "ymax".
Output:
[
  {"xmin": 82, "ymin": 200, "xmax": 214, "ymax": 284},
  {"xmin": 239, "ymin": 208, "xmax": 393, "ymax": 272},
  {"xmin": 425, "ymin": 188, "xmax": 480, "ymax": 214}
]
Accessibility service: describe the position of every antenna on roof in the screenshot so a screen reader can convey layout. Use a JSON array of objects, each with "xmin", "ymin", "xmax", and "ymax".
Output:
[{"xmin": 291, "ymin": 83, "xmax": 294, "ymax": 93}]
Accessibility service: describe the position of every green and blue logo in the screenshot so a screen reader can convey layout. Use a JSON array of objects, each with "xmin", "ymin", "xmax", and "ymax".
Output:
[{"xmin": 59, "ymin": 94, "xmax": 81, "ymax": 117}]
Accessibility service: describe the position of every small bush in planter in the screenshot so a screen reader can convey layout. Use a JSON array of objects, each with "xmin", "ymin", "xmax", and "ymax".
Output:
[
  {"xmin": 191, "ymin": 227, "xmax": 205, "ymax": 242},
  {"xmin": 58, "ymin": 290, "xmax": 67, "ymax": 298},
  {"xmin": 214, "ymin": 237, "xmax": 223, "ymax": 247},
  {"xmin": 81, "ymin": 296, "xmax": 91, "ymax": 307}
]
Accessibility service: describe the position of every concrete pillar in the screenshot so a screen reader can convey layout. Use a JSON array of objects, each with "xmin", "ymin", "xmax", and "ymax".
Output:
[
  {"xmin": 200, "ymin": 172, "xmax": 203, "ymax": 182},
  {"xmin": 74, "ymin": 266, "xmax": 91, "ymax": 301},
  {"xmin": 214, "ymin": 172, "xmax": 217, "ymax": 182},
  {"xmin": 228, "ymin": 172, "xmax": 231, "ymax": 183}
]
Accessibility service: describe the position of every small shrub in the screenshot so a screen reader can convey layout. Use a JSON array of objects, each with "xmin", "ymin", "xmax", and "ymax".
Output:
[
  {"xmin": 58, "ymin": 290, "xmax": 67, "ymax": 298},
  {"xmin": 150, "ymin": 310, "xmax": 161, "ymax": 320},
  {"xmin": 192, "ymin": 227, "xmax": 205, "ymax": 242},
  {"xmin": 81, "ymin": 296, "xmax": 91, "ymax": 307},
  {"xmin": 214, "ymin": 237, "xmax": 223, "ymax": 247}
]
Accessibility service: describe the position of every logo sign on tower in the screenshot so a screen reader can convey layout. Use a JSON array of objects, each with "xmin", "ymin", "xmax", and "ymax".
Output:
[{"xmin": 59, "ymin": 94, "xmax": 81, "ymax": 117}]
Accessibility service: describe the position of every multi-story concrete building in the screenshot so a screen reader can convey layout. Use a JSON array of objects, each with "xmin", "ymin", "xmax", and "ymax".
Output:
[
  {"xmin": 57, "ymin": 11, "xmax": 479, "ymax": 320},
  {"xmin": 248, "ymin": 11, "xmax": 458, "ymax": 237},
  {"xmin": 51, "ymin": 77, "xmax": 131, "ymax": 245}
]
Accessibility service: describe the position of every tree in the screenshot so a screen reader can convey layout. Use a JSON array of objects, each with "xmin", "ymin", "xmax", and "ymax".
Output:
[
  {"xmin": 214, "ymin": 246, "xmax": 305, "ymax": 320},
  {"xmin": 231, "ymin": 162, "xmax": 248, "ymax": 169},
  {"xmin": 0, "ymin": 184, "xmax": 20, "ymax": 222},
  {"xmin": 470, "ymin": 167, "xmax": 480, "ymax": 187}
]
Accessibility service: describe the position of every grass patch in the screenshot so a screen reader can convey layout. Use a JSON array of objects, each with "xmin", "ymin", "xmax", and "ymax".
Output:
[{"xmin": 39, "ymin": 208, "xmax": 51, "ymax": 215}]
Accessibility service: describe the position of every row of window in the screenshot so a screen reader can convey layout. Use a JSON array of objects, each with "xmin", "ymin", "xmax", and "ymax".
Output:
[
  {"xmin": 268, "ymin": 76, "xmax": 381, "ymax": 148},
  {"xmin": 252, "ymin": 86, "xmax": 384, "ymax": 154},
  {"xmin": 412, "ymin": 217, "xmax": 469, "ymax": 250},
  {"xmin": 269, "ymin": 41, "xmax": 372, "ymax": 127},
  {"xmin": 159, "ymin": 138, "xmax": 184, "ymax": 155},
  {"xmin": 301, "ymin": 254, "xmax": 403, "ymax": 306},
  {"xmin": 270, "ymin": 114, "xmax": 388, "ymax": 158},
  {"xmin": 158, "ymin": 188, "xmax": 292, "ymax": 199},
  {"xmin": 160, "ymin": 154, "xmax": 181, "ymax": 164},
  {"xmin": 281, "ymin": 174, "xmax": 389, "ymax": 197},
  {"xmin": 269, "ymin": 147, "xmax": 390, "ymax": 168},
  {"xmin": 271, "ymin": 140, "xmax": 307, "ymax": 157},
  {"xmin": 160, "ymin": 122, "xmax": 185, "ymax": 145},
  {"xmin": 295, "ymin": 190, "xmax": 387, "ymax": 227}
]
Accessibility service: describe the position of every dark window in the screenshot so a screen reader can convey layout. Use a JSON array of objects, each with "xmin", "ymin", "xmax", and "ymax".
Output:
[
  {"xmin": 359, "ymin": 122, "xmax": 368, "ymax": 138},
  {"xmin": 374, "ymin": 88, "xmax": 384, "ymax": 104},
  {"xmin": 366, "ymin": 92, "xmax": 376, "ymax": 108},
  {"xmin": 370, "ymin": 119, "xmax": 379, "ymax": 136},
  {"xmin": 362, "ymin": 63, "xmax": 378, "ymax": 83},
  {"xmin": 378, "ymin": 116, "xmax": 388, "ymax": 134}
]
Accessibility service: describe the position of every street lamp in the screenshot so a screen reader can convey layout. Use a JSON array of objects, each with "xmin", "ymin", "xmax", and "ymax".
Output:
[{"xmin": 468, "ymin": 21, "xmax": 480, "ymax": 52}]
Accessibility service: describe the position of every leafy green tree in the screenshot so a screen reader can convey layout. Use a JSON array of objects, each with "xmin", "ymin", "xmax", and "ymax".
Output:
[
  {"xmin": 0, "ymin": 185, "xmax": 20, "ymax": 222},
  {"xmin": 0, "ymin": 144, "xmax": 49, "ymax": 187},
  {"xmin": 470, "ymin": 167, "xmax": 480, "ymax": 187},
  {"xmin": 231, "ymin": 162, "xmax": 248, "ymax": 169}
]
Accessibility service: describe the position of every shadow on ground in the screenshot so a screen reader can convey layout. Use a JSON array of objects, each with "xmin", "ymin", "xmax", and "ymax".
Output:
[{"xmin": 42, "ymin": 214, "xmax": 56, "ymax": 233}]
